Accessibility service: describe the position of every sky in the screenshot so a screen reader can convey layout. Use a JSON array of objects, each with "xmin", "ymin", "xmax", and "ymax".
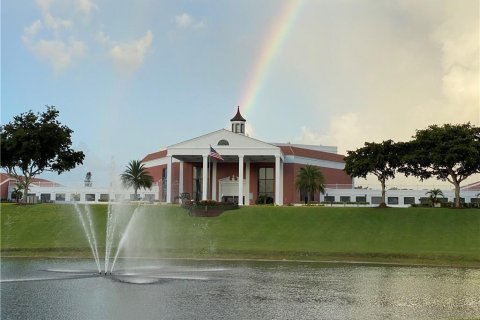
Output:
[{"xmin": 2, "ymin": 0, "xmax": 479, "ymax": 187}]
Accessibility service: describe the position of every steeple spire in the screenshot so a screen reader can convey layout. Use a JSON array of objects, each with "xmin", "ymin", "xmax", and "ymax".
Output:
[{"xmin": 230, "ymin": 106, "xmax": 246, "ymax": 135}]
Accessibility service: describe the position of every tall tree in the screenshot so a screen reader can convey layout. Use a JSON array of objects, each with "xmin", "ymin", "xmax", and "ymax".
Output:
[
  {"xmin": 344, "ymin": 140, "xmax": 402, "ymax": 207},
  {"xmin": 295, "ymin": 165, "xmax": 325, "ymax": 203},
  {"xmin": 399, "ymin": 123, "xmax": 480, "ymax": 208},
  {"xmin": 120, "ymin": 160, "xmax": 153, "ymax": 200},
  {"xmin": 0, "ymin": 106, "xmax": 85, "ymax": 202}
]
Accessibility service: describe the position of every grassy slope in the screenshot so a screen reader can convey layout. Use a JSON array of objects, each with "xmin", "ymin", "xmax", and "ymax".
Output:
[{"xmin": 1, "ymin": 203, "xmax": 479, "ymax": 266}]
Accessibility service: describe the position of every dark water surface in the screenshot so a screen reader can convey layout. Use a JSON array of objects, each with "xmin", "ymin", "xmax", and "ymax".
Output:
[{"xmin": 1, "ymin": 258, "xmax": 479, "ymax": 320}]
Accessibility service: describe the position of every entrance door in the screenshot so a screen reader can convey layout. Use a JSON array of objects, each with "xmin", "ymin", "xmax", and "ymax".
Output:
[{"xmin": 218, "ymin": 177, "xmax": 246, "ymax": 204}]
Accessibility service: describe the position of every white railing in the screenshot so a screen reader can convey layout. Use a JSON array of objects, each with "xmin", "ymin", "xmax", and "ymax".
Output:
[{"xmin": 324, "ymin": 183, "xmax": 479, "ymax": 191}]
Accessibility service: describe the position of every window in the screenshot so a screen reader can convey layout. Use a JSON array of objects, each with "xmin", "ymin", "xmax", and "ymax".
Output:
[
  {"xmin": 388, "ymin": 197, "xmax": 399, "ymax": 205},
  {"xmin": 257, "ymin": 167, "xmax": 274, "ymax": 204},
  {"xmin": 218, "ymin": 139, "xmax": 229, "ymax": 146},
  {"xmin": 340, "ymin": 196, "xmax": 351, "ymax": 203},
  {"xmin": 356, "ymin": 196, "xmax": 366, "ymax": 202},
  {"xmin": 231, "ymin": 124, "xmax": 234, "ymax": 132},
  {"xmin": 371, "ymin": 196, "xmax": 382, "ymax": 205},
  {"xmin": 403, "ymin": 197, "xmax": 415, "ymax": 205},
  {"xmin": 324, "ymin": 196, "xmax": 335, "ymax": 202},
  {"xmin": 55, "ymin": 193, "xmax": 66, "ymax": 201},
  {"xmin": 235, "ymin": 123, "xmax": 240, "ymax": 133},
  {"xmin": 86, "ymin": 194, "xmax": 95, "ymax": 201},
  {"xmin": 144, "ymin": 194, "xmax": 155, "ymax": 201},
  {"xmin": 193, "ymin": 167, "xmax": 203, "ymax": 201},
  {"xmin": 40, "ymin": 193, "xmax": 51, "ymax": 203},
  {"xmin": 99, "ymin": 194, "xmax": 110, "ymax": 202},
  {"xmin": 240, "ymin": 123, "xmax": 244, "ymax": 133},
  {"xmin": 115, "ymin": 194, "xmax": 124, "ymax": 202},
  {"xmin": 70, "ymin": 193, "xmax": 80, "ymax": 202}
]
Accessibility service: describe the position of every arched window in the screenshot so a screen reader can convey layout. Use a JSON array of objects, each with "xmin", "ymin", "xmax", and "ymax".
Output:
[{"xmin": 218, "ymin": 139, "xmax": 229, "ymax": 146}]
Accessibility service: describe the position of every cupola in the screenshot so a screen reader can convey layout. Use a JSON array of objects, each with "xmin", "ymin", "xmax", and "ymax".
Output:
[{"xmin": 230, "ymin": 106, "xmax": 246, "ymax": 135}]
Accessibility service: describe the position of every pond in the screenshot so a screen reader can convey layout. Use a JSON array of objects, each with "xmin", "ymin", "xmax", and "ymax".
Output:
[{"xmin": 1, "ymin": 258, "xmax": 479, "ymax": 320}]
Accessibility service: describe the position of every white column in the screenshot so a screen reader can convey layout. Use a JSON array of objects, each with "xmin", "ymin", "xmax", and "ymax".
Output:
[
  {"xmin": 238, "ymin": 155, "xmax": 244, "ymax": 205},
  {"xmin": 179, "ymin": 161, "xmax": 184, "ymax": 199},
  {"xmin": 166, "ymin": 156, "xmax": 172, "ymax": 203},
  {"xmin": 245, "ymin": 160, "xmax": 250, "ymax": 206},
  {"xmin": 202, "ymin": 155, "xmax": 208, "ymax": 200},
  {"xmin": 279, "ymin": 159, "xmax": 284, "ymax": 205},
  {"xmin": 275, "ymin": 155, "xmax": 280, "ymax": 206},
  {"xmin": 212, "ymin": 161, "xmax": 217, "ymax": 201}
]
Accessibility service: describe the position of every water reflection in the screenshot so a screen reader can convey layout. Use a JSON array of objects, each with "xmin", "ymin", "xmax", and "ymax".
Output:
[{"xmin": 1, "ymin": 258, "xmax": 479, "ymax": 320}]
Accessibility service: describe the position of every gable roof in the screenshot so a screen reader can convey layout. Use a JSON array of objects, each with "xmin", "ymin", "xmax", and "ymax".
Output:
[
  {"xmin": 167, "ymin": 129, "xmax": 283, "ymax": 159},
  {"xmin": 168, "ymin": 129, "xmax": 279, "ymax": 150}
]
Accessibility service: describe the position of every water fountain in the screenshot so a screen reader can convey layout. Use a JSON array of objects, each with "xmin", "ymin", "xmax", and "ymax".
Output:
[{"xmin": 73, "ymin": 199, "xmax": 144, "ymax": 276}]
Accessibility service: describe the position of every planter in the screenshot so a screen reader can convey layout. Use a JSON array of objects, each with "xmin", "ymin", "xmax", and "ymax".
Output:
[{"xmin": 182, "ymin": 202, "xmax": 239, "ymax": 217}]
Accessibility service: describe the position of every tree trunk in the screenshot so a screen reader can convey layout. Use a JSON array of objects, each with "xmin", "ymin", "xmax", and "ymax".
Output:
[
  {"xmin": 454, "ymin": 182, "xmax": 461, "ymax": 208},
  {"xmin": 21, "ymin": 181, "xmax": 30, "ymax": 204},
  {"xmin": 380, "ymin": 179, "xmax": 386, "ymax": 207}
]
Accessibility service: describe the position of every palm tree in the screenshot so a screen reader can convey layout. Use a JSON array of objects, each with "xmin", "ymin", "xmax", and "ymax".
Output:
[
  {"xmin": 11, "ymin": 183, "xmax": 23, "ymax": 203},
  {"xmin": 425, "ymin": 188, "xmax": 444, "ymax": 207},
  {"xmin": 295, "ymin": 165, "xmax": 325, "ymax": 203},
  {"xmin": 121, "ymin": 160, "xmax": 153, "ymax": 201}
]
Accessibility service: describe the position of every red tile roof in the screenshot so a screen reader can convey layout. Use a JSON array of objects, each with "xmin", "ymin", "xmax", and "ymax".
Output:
[
  {"xmin": 461, "ymin": 181, "xmax": 480, "ymax": 191},
  {"xmin": 279, "ymin": 146, "xmax": 345, "ymax": 162},
  {"xmin": 0, "ymin": 173, "xmax": 61, "ymax": 186},
  {"xmin": 142, "ymin": 149, "xmax": 167, "ymax": 162}
]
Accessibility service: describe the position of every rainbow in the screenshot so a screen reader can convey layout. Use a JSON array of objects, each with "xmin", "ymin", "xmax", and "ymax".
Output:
[{"xmin": 239, "ymin": 0, "xmax": 304, "ymax": 117}]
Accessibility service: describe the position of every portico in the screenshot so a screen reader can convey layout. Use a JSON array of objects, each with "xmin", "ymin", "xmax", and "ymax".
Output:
[{"xmin": 165, "ymin": 129, "xmax": 284, "ymax": 205}]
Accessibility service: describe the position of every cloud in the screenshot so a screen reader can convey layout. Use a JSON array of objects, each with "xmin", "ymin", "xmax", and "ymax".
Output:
[
  {"xmin": 23, "ymin": 38, "xmax": 86, "ymax": 74},
  {"xmin": 294, "ymin": 113, "xmax": 364, "ymax": 154},
  {"xmin": 98, "ymin": 30, "xmax": 154, "ymax": 72},
  {"xmin": 23, "ymin": 20, "xmax": 43, "ymax": 39},
  {"xmin": 76, "ymin": 0, "xmax": 97, "ymax": 16},
  {"xmin": 175, "ymin": 12, "xmax": 206, "ymax": 29},
  {"xmin": 22, "ymin": 0, "xmax": 87, "ymax": 73},
  {"xmin": 285, "ymin": 0, "xmax": 478, "ymax": 156}
]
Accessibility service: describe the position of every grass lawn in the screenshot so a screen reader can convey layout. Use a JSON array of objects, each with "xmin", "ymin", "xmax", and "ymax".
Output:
[{"xmin": 1, "ymin": 203, "xmax": 479, "ymax": 267}]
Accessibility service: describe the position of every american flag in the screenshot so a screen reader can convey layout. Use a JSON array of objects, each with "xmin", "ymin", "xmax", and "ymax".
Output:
[{"xmin": 209, "ymin": 146, "xmax": 224, "ymax": 161}]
